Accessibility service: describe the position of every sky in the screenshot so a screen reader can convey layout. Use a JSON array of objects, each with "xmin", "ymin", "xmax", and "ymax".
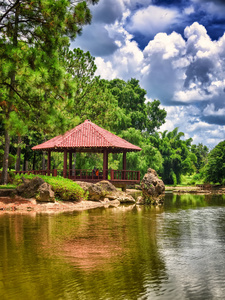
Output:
[{"xmin": 72, "ymin": 0, "xmax": 225, "ymax": 149}]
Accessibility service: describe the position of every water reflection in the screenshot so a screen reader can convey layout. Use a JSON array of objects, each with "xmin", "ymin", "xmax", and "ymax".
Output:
[{"xmin": 0, "ymin": 194, "xmax": 225, "ymax": 299}]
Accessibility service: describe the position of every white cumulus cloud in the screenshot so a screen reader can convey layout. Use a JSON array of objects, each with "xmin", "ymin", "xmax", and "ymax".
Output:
[{"xmin": 127, "ymin": 5, "xmax": 179, "ymax": 37}]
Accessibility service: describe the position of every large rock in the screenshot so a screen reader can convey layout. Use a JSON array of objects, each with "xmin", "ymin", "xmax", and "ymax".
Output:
[
  {"xmin": 76, "ymin": 180, "xmax": 135, "ymax": 203},
  {"xmin": 36, "ymin": 182, "xmax": 55, "ymax": 202},
  {"xmin": 16, "ymin": 176, "xmax": 45, "ymax": 198},
  {"xmin": 75, "ymin": 181, "xmax": 93, "ymax": 192},
  {"xmin": 88, "ymin": 180, "xmax": 117, "ymax": 201},
  {"xmin": 116, "ymin": 194, "xmax": 135, "ymax": 204},
  {"xmin": 140, "ymin": 168, "xmax": 165, "ymax": 204}
]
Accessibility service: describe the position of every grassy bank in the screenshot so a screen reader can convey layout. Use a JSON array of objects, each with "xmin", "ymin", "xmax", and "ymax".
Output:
[{"xmin": 13, "ymin": 174, "xmax": 87, "ymax": 202}]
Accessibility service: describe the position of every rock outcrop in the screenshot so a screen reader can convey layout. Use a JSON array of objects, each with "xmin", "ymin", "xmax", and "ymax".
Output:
[
  {"xmin": 137, "ymin": 168, "xmax": 165, "ymax": 205},
  {"xmin": 76, "ymin": 180, "xmax": 135, "ymax": 203},
  {"xmin": 16, "ymin": 177, "xmax": 55, "ymax": 202},
  {"xmin": 36, "ymin": 182, "xmax": 55, "ymax": 202}
]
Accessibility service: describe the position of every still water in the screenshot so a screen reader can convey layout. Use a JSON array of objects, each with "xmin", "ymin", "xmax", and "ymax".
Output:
[{"xmin": 1, "ymin": 193, "xmax": 225, "ymax": 300}]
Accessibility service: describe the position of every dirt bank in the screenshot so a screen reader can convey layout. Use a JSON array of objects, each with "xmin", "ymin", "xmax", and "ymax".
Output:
[
  {"xmin": 166, "ymin": 186, "xmax": 225, "ymax": 194},
  {"xmin": 0, "ymin": 196, "xmax": 120, "ymax": 214}
]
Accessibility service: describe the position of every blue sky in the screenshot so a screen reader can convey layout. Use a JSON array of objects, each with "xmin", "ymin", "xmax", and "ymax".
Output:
[{"xmin": 72, "ymin": 0, "xmax": 225, "ymax": 149}]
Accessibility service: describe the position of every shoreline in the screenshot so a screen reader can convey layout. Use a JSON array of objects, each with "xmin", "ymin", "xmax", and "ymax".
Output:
[
  {"xmin": 0, "ymin": 186, "xmax": 224, "ymax": 214},
  {"xmin": 0, "ymin": 195, "xmax": 121, "ymax": 214},
  {"xmin": 165, "ymin": 186, "xmax": 225, "ymax": 194}
]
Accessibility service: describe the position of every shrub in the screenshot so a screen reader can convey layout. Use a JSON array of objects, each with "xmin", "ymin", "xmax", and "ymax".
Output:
[{"xmin": 14, "ymin": 174, "xmax": 87, "ymax": 202}]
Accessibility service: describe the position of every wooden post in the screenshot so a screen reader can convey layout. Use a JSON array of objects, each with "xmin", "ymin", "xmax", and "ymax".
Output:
[
  {"xmin": 103, "ymin": 150, "xmax": 108, "ymax": 180},
  {"xmin": 111, "ymin": 169, "xmax": 114, "ymax": 181},
  {"xmin": 123, "ymin": 151, "xmax": 127, "ymax": 180},
  {"xmin": 47, "ymin": 150, "xmax": 51, "ymax": 175},
  {"xmin": 63, "ymin": 149, "xmax": 67, "ymax": 178},
  {"xmin": 69, "ymin": 152, "xmax": 72, "ymax": 178}
]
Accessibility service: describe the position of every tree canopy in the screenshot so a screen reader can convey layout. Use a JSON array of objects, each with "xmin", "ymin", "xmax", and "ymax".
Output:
[
  {"xmin": 149, "ymin": 128, "xmax": 196, "ymax": 184},
  {"xmin": 106, "ymin": 78, "xmax": 167, "ymax": 134},
  {"xmin": 205, "ymin": 140, "xmax": 225, "ymax": 184},
  {"xmin": 0, "ymin": 0, "xmax": 99, "ymax": 183}
]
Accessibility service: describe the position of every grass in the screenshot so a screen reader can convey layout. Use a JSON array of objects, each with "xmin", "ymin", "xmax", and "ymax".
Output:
[
  {"xmin": 0, "ymin": 184, "xmax": 16, "ymax": 189},
  {"xmin": 165, "ymin": 174, "xmax": 205, "ymax": 187},
  {"xmin": 181, "ymin": 174, "xmax": 205, "ymax": 186},
  {"xmin": 14, "ymin": 174, "xmax": 87, "ymax": 202}
]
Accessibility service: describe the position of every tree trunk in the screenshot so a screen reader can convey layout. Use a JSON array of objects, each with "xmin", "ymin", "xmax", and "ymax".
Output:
[
  {"xmin": 16, "ymin": 135, "xmax": 22, "ymax": 172},
  {"xmin": 1, "ymin": 129, "xmax": 10, "ymax": 185},
  {"xmin": 32, "ymin": 152, "xmax": 36, "ymax": 170},
  {"xmin": 23, "ymin": 148, "xmax": 27, "ymax": 171},
  {"xmin": 1, "ymin": 5, "xmax": 19, "ymax": 184}
]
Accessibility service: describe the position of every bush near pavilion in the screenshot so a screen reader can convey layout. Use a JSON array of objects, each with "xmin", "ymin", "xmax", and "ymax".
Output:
[{"xmin": 14, "ymin": 174, "xmax": 87, "ymax": 202}]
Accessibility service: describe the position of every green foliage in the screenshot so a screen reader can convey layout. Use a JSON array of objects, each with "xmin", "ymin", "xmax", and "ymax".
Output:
[
  {"xmin": 0, "ymin": 183, "xmax": 16, "ymax": 189},
  {"xmin": 171, "ymin": 171, "xmax": 177, "ymax": 186},
  {"xmin": 118, "ymin": 128, "xmax": 163, "ymax": 177},
  {"xmin": 14, "ymin": 174, "xmax": 87, "ymax": 202},
  {"xmin": 205, "ymin": 140, "xmax": 225, "ymax": 184},
  {"xmin": 191, "ymin": 143, "xmax": 209, "ymax": 172},
  {"xmin": 150, "ymin": 128, "xmax": 197, "ymax": 184},
  {"xmin": 146, "ymin": 100, "xmax": 167, "ymax": 134},
  {"xmin": 0, "ymin": 149, "xmax": 16, "ymax": 169},
  {"xmin": 0, "ymin": 0, "xmax": 99, "ymax": 183},
  {"xmin": 107, "ymin": 78, "xmax": 166, "ymax": 134}
]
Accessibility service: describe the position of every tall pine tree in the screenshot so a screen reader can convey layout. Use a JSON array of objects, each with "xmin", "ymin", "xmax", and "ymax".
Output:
[{"xmin": 0, "ymin": 0, "xmax": 99, "ymax": 184}]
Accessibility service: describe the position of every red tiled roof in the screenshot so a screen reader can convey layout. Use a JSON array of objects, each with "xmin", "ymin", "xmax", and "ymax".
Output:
[{"xmin": 32, "ymin": 120, "xmax": 142, "ymax": 152}]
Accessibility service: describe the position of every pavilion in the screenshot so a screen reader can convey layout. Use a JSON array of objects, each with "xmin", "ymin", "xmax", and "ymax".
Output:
[{"xmin": 31, "ymin": 120, "xmax": 142, "ymax": 187}]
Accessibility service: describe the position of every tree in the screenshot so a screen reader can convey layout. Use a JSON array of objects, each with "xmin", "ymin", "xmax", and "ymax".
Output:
[
  {"xmin": 107, "ymin": 78, "xmax": 166, "ymax": 134},
  {"xmin": 146, "ymin": 100, "xmax": 167, "ymax": 134},
  {"xmin": 205, "ymin": 140, "xmax": 225, "ymax": 184},
  {"xmin": 150, "ymin": 128, "xmax": 196, "ymax": 184},
  {"xmin": 118, "ymin": 128, "xmax": 163, "ymax": 178},
  {"xmin": 0, "ymin": 0, "xmax": 99, "ymax": 184},
  {"xmin": 55, "ymin": 47, "xmax": 119, "ymax": 131},
  {"xmin": 191, "ymin": 143, "xmax": 209, "ymax": 172}
]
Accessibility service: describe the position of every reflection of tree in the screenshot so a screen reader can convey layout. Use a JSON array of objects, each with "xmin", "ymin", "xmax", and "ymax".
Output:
[
  {"xmin": 205, "ymin": 194, "xmax": 225, "ymax": 206},
  {"xmin": 165, "ymin": 193, "xmax": 207, "ymax": 209},
  {"xmin": 0, "ymin": 207, "xmax": 168, "ymax": 299},
  {"xmin": 0, "ymin": 207, "xmax": 169, "ymax": 299},
  {"xmin": 53, "ymin": 206, "xmax": 168, "ymax": 298}
]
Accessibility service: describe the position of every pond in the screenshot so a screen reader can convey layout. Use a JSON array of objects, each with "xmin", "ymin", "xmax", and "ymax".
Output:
[{"xmin": 1, "ymin": 193, "xmax": 225, "ymax": 300}]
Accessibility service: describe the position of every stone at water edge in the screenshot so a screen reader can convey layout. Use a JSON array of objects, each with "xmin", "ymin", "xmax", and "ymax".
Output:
[
  {"xmin": 139, "ymin": 168, "xmax": 165, "ymax": 204},
  {"xmin": 36, "ymin": 182, "xmax": 55, "ymax": 202},
  {"xmin": 16, "ymin": 176, "xmax": 45, "ymax": 198},
  {"xmin": 76, "ymin": 180, "xmax": 135, "ymax": 203},
  {"xmin": 15, "ymin": 177, "xmax": 55, "ymax": 202}
]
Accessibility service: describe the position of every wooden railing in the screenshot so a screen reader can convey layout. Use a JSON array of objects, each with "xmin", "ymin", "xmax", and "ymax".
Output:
[
  {"xmin": 15, "ymin": 169, "xmax": 58, "ymax": 176},
  {"xmin": 68, "ymin": 169, "xmax": 104, "ymax": 180},
  {"xmin": 110, "ymin": 169, "xmax": 140, "ymax": 181},
  {"xmin": 14, "ymin": 169, "xmax": 140, "ymax": 183}
]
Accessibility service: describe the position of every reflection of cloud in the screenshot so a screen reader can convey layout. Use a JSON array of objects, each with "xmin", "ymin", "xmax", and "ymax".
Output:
[{"xmin": 157, "ymin": 201, "xmax": 225, "ymax": 299}]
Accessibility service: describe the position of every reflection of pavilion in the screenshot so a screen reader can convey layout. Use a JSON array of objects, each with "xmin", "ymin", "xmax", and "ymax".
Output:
[{"xmin": 27, "ymin": 120, "xmax": 142, "ymax": 188}]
